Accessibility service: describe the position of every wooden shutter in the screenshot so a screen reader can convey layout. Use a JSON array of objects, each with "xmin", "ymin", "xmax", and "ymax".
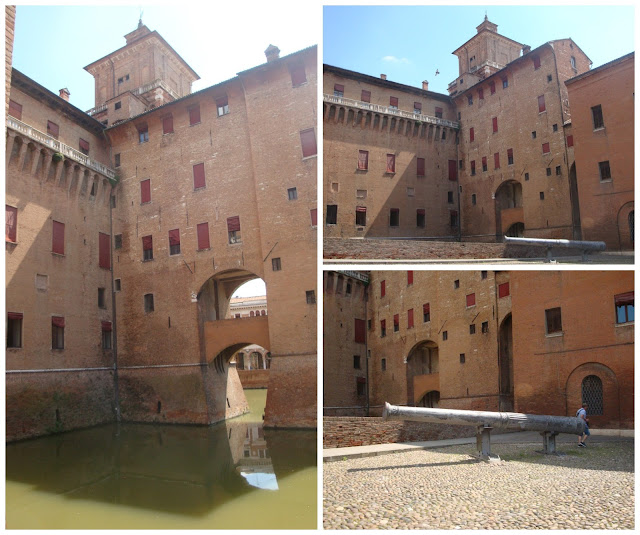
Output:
[
  {"xmin": 413, "ymin": 102, "xmax": 422, "ymax": 112},
  {"xmin": 466, "ymin": 293, "xmax": 476, "ymax": 307},
  {"xmin": 169, "ymin": 229, "xmax": 180, "ymax": 247},
  {"xmin": 389, "ymin": 96, "xmax": 398, "ymax": 107},
  {"xmin": 498, "ymin": 282, "xmax": 510, "ymax": 298},
  {"xmin": 393, "ymin": 314, "xmax": 399, "ymax": 328},
  {"xmin": 538, "ymin": 95, "xmax": 546, "ymax": 113},
  {"xmin": 386, "ymin": 154, "xmax": 395, "ymax": 173},
  {"xmin": 6, "ymin": 205, "xmax": 17, "ymax": 242},
  {"xmin": 227, "ymin": 216, "xmax": 241, "ymax": 232},
  {"xmin": 79, "ymin": 138, "xmax": 90, "ymax": 153},
  {"xmin": 8, "ymin": 312, "xmax": 23, "ymax": 320},
  {"xmin": 417, "ymin": 208, "xmax": 426, "ymax": 216},
  {"xmin": 52, "ymin": 221, "xmax": 64, "ymax": 254},
  {"xmin": 310, "ymin": 209, "xmax": 317, "ymax": 226},
  {"xmin": 492, "ymin": 117, "xmax": 498, "ymax": 133},
  {"xmin": 482, "ymin": 156, "xmax": 487, "ymax": 169},
  {"xmin": 614, "ymin": 292, "xmax": 634, "ymax": 306},
  {"xmin": 507, "ymin": 148, "xmax": 514, "ymax": 161},
  {"xmin": 142, "ymin": 235, "xmax": 153, "ymax": 251},
  {"xmin": 407, "ymin": 271, "xmax": 413, "ymax": 285},
  {"xmin": 334, "ymin": 84, "xmax": 344, "ymax": 93},
  {"xmin": 47, "ymin": 120, "xmax": 59, "ymax": 138},
  {"xmin": 380, "ymin": 319, "xmax": 386, "ymax": 331},
  {"xmin": 470, "ymin": 127, "xmax": 474, "ymax": 142},
  {"xmin": 448, "ymin": 160, "xmax": 457, "ymax": 180},
  {"xmin": 533, "ymin": 56, "xmax": 541, "ymax": 69},
  {"xmin": 216, "ymin": 95, "xmax": 228, "ymax": 108},
  {"xmin": 101, "ymin": 321, "xmax": 112, "ymax": 332},
  {"xmin": 567, "ymin": 135, "xmax": 574, "ymax": 147},
  {"xmin": 408, "ymin": 308, "xmax": 414, "ymax": 328},
  {"xmin": 542, "ymin": 142, "xmax": 550, "ymax": 154},
  {"xmin": 99, "ymin": 232, "xmax": 110, "ymax": 269},
  {"xmin": 197, "ymin": 223, "xmax": 210, "ymax": 250},
  {"xmin": 8, "ymin": 99, "xmax": 22, "ymax": 120},
  {"xmin": 489, "ymin": 81, "xmax": 495, "ymax": 94},
  {"xmin": 354, "ymin": 319, "xmax": 366, "ymax": 343},
  {"xmin": 478, "ymin": 88, "xmax": 484, "ymax": 100},
  {"xmin": 435, "ymin": 107, "xmax": 443, "ymax": 118},
  {"xmin": 141, "ymin": 179, "xmax": 151, "ymax": 203},
  {"xmin": 189, "ymin": 106, "xmax": 201, "ymax": 125},
  {"xmin": 193, "ymin": 163, "xmax": 206, "ymax": 189},
  {"xmin": 300, "ymin": 129, "xmax": 317, "ymax": 157},
  {"xmin": 471, "ymin": 160, "xmax": 476, "ymax": 174},
  {"xmin": 423, "ymin": 303, "xmax": 430, "ymax": 315},
  {"xmin": 358, "ymin": 150, "xmax": 369, "ymax": 170},
  {"xmin": 361, "ymin": 90, "xmax": 371, "ymax": 103},
  {"xmin": 417, "ymin": 158, "xmax": 425, "ymax": 176},
  {"xmin": 52, "ymin": 316, "xmax": 65, "ymax": 328},
  {"xmin": 381, "ymin": 280, "xmax": 385, "ymax": 297},
  {"xmin": 290, "ymin": 64, "xmax": 306, "ymax": 86},
  {"xmin": 494, "ymin": 152, "xmax": 500, "ymax": 169},
  {"xmin": 162, "ymin": 115, "xmax": 174, "ymax": 134}
]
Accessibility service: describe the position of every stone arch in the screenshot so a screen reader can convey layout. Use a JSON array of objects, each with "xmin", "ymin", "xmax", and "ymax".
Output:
[
  {"xmin": 406, "ymin": 340, "xmax": 439, "ymax": 406},
  {"xmin": 22, "ymin": 142, "xmax": 37, "ymax": 173},
  {"xmin": 494, "ymin": 180, "xmax": 523, "ymax": 241},
  {"xmin": 79, "ymin": 169, "xmax": 90, "ymax": 197},
  {"xmin": 59, "ymin": 159, "xmax": 72, "ymax": 187},
  {"xmin": 616, "ymin": 201, "xmax": 634, "ymax": 251},
  {"xmin": 373, "ymin": 114, "xmax": 380, "ymax": 130},
  {"xmin": 346, "ymin": 109, "xmax": 354, "ymax": 124},
  {"xmin": 498, "ymin": 313, "xmax": 514, "ymax": 411},
  {"xmin": 8, "ymin": 134, "xmax": 23, "ymax": 166},
  {"xmin": 364, "ymin": 112, "xmax": 372, "ymax": 129},
  {"xmin": 416, "ymin": 390, "xmax": 440, "ymax": 408},
  {"xmin": 505, "ymin": 222, "xmax": 525, "ymax": 238},
  {"xmin": 565, "ymin": 362, "xmax": 620, "ymax": 427},
  {"xmin": 337, "ymin": 107, "xmax": 345, "ymax": 124},
  {"xmin": 34, "ymin": 148, "xmax": 48, "ymax": 178}
]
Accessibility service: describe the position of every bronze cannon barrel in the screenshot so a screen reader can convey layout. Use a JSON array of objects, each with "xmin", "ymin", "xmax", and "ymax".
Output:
[{"xmin": 382, "ymin": 403, "xmax": 585, "ymax": 435}]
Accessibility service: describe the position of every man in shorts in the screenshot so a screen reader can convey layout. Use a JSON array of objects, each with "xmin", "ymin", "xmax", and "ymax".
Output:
[{"xmin": 576, "ymin": 403, "xmax": 590, "ymax": 447}]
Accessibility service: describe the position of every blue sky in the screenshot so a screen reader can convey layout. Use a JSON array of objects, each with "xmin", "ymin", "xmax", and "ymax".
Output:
[
  {"xmin": 323, "ymin": 4, "xmax": 636, "ymax": 95},
  {"xmin": 11, "ymin": 4, "xmax": 319, "ymax": 113}
]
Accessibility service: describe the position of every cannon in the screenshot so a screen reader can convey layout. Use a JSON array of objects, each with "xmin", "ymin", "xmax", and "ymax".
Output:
[
  {"xmin": 383, "ymin": 402, "xmax": 585, "ymax": 460},
  {"xmin": 504, "ymin": 236, "xmax": 606, "ymax": 262}
]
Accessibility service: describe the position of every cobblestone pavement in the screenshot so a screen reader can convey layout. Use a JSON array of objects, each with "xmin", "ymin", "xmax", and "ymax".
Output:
[
  {"xmin": 323, "ymin": 238, "xmax": 634, "ymax": 264},
  {"xmin": 323, "ymin": 441, "xmax": 634, "ymax": 529}
]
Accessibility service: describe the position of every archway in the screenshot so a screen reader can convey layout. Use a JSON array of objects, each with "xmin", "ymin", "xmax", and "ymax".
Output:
[
  {"xmin": 494, "ymin": 180, "xmax": 523, "ymax": 241},
  {"xmin": 417, "ymin": 390, "xmax": 440, "ymax": 408},
  {"xmin": 565, "ymin": 363, "xmax": 620, "ymax": 427},
  {"xmin": 498, "ymin": 314, "xmax": 514, "ymax": 411},
  {"xmin": 505, "ymin": 222, "xmax": 524, "ymax": 237},
  {"xmin": 406, "ymin": 340, "xmax": 439, "ymax": 406},
  {"xmin": 616, "ymin": 201, "xmax": 634, "ymax": 251}
]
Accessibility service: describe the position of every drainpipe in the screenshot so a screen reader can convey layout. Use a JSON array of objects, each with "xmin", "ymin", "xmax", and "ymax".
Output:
[{"xmin": 364, "ymin": 281, "xmax": 370, "ymax": 417}]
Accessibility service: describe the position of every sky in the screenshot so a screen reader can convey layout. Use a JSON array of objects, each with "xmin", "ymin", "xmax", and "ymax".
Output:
[
  {"xmin": 323, "ymin": 4, "xmax": 636, "ymax": 95},
  {"xmin": 232, "ymin": 279, "xmax": 266, "ymax": 298},
  {"xmin": 11, "ymin": 3, "xmax": 319, "ymax": 113}
]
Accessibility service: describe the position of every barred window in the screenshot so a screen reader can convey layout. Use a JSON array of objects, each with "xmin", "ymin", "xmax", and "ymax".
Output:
[{"xmin": 581, "ymin": 375, "xmax": 603, "ymax": 415}]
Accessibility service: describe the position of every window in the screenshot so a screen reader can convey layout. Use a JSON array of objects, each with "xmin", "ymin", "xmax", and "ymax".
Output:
[
  {"xmin": 454, "ymin": 279, "xmax": 460, "ymax": 289},
  {"xmin": 169, "ymin": 229, "xmax": 180, "ymax": 255},
  {"xmin": 547, "ymin": 74, "xmax": 553, "ymax": 82},
  {"xmin": 140, "ymin": 179, "xmax": 151, "ymax": 204},
  {"xmin": 498, "ymin": 282, "xmax": 510, "ymax": 298},
  {"xmin": 114, "ymin": 153, "xmax": 121, "ymax": 167},
  {"xmin": 423, "ymin": 303, "xmax": 430, "ymax": 322},
  {"xmin": 189, "ymin": 105, "xmax": 201, "ymax": 125},
  {"xmin": 407, "ymin": 271, "xmax": 413, "ymax": 285},
  {"xmin": 197, "ymin": 222, "xmax": 210, "ymax": 250},
  {"xmin": 381, "ymin": 358, "xmax": 386, "ymax": 371},
  {"xmin": 466, "ymin": 293, "xmax": 476, "ymax": 307},
  {"xmin": 306, "ymin": 290, "xmax": 316, "ymax": 304},
  {"xmin": 448, "ymin": 160, "xmax": 457, "ymax": 181},
  {"xmin": 533, "ymin": 55, "xmax": 541, "ymax": 70},
  {"xmin": 114, "ymin": 101, "xmax": 122, "ymax": 110},
  {"xmin": 389, "ymin": 208, "xmax": 399, "ymax": 227},
  {"xmin": 478, "ymin": 88, "xmax": 484, "ymax": 100},
  {"xmin": 494, "ymin": 152, "xmax": 500, "ymax": 170},
  {"xmin": 389, "ymin": 96, "xmax": 398, "ymax": 109},
  {"xmin": 287, "ymin": 187, "xmax": 298, "ymax": 201},
  {"xmin": 6, "ymin": 205, "xmax": 17, "ymax": 242},
  {"xmin": 540, "ymin": 191, "xmax": 545, "ymax": 200},
  {"xmin": 52, "ymin": 221, "xmax": 64, "ymax": 255},
  {"xmin": 460, "ymin": 353, "xmax": 465, "ymax": 363},
  {"xmin": 272, "ymin": 257, "xmax": 281, "ymax": 271},
  {"xmin": 542, "ymin": 142, "xmax": 550, "ymax": 154},
  {"xmin": 591, "ymin": 105, "xmax": 604, "ymax": 130},
  {"xmin": 614, "ymin": 292, "xmax": 634, "ymax": 324},
  {"xmin": 361, "ymin": 90, "xmax": 371, "ymax": 103},
  {"xmin": 216, "ymin": 96, "xmax": 229, "ymax": 116},
  {"xmin": 545, "ymin": 307, "xmax": 562, "ymax": 334},
  {"xmin": 470, "ymin": 324, "xmax": 476, "ymax": 335},
  {"xmin": 356, "ymin": 377, "xmax": 366, "ymax": 396},
  {"xmin": 525, "ymin": 173, "xmax": 530, "ymax": 181},
  {"xmin": 536, "ymin": 94, "xmax": 546, "ymax": 113},
  {"xmin": 138, "ymin": 125, "xmax": 149, "ymax": 143},
  {"xmin": 355, "ymin": 207, "xmax": 366, "ymax": 226},
  {"xmin": 114, "ymin": 234, "xmax": 122, "ymax": 249},
  {"xmin": 417, "ymin": 158, "xmax": 425, "ymax": 177},
  {"xmin": 567, "ymin": 135, "xmax": 574, "ymax": 147},
  {"xmin": 227, "ymin": 216, "xmax": 241, "ymax": 244},
  {"xmin": 467, "ymin": 95, "xmax": 473, "ymax": 106},
  {"xmin": 114, "ymin": 279, "xmax": 121, "ymax": 292},
  {"xmin": 532, "ymin": 131, "xmax": 537, "ymax": 139},
  {"xmin": 99, "ymin": 232, "xmax": 110, "ymax": 269},
  {"xmin": 546, "ymin": 168, "xmax": 552, "ymax": 177},
  {"xmin": 386, "ymin": 154, "xmax": 396, "ymax": 173},
  {"xmin": 192, "ymin": 163, "xmax": 206, "ymax": 190},
  {"xmin": 450, "ymin": 211, "xmax": 458, "ymax": 228},
  {"xmin": 289, "ymin": 64, "xmax": 306, "ymax": 87},
  {"xmin": 407, "ymin": 308, "xmax": 414, "ymax": 329},
  {"xmin": 358, "ymin": 150, "xmax": 369, "ymax": 170},
  {"xmin": 8, "ymin": 99, "xmax": 22, "ymax": 120},
  {"xmin": 570, "ymin": 56, "xmax": 576, "ymax": 69},
  {"xmin": 7, "ymin": 312, "xmax": 23, "ymax": 348},
  {"xmin": 326, "ymin": 205, "xmax": 337, "ymax": 225},
  {"xmin": 492, "ymin": 117, "xmax": 498, "ymax": 133},
  {"xmin": 333, "ymin": 84, "xmax": 344, "ymax": 97},
  {"xmin": 481, "ymin": 271, "xmax": 487, "ymax": 279},
  {"xmin": 380, "ymin": 319, "xmax": 386, "ymax": 337},
  {"xmin": 142, "ymin": 235, "xmax": 153, "ymax": 261},
  {"xmin": 417, "ymin": 209, "xmax": 425, "ymax": 228},
  {"xmin": 469, "ymin": 127, "xmax": 475, "ymax": 142},
  {"xmin": 381, "ymin": 280, "xmax": 386, "ymax": 298},
  {"xmin": 482, "ymin": 321, "xmax": 489, "ymax": 333},
  {"xmin": 52, "ymin": 316, "xmax": 65, "ymax": 349},
  {"xmin": 355, "ymin": 319, "xmax": 365, "ymax": 343},
  {"xmin": 471, "ymin": 193, "xmax": 477, "ymax": 205},
  {"xmin": 300, "ymin": 128, "xmax": 317, "ymax": 157},
  {"xmin": 502, "ymin": 78, "xmax": 508, "ymax": 89},
  {"xmin": 489, "ymin": 81, "xmax": 496, "ymax": 95},
  {"xmin": 47, "ymin": 120, "xmax": 59, "ymax": 139},
  {"xmin": 553, "ymin": 123, "xmax": 558, "ymax": 133},
  {"xmin": 447, "ymin": 191, "xmax": 454, "ymax": 204},
  {"xmin": 556, "ymin": 166, "xmax": 562, "ymax": 176},
  {"xmin": 102, "ymin": 321, "xmax": 112, "ymax": 350},
  {"xmin": 442, "ymin": 331, "xmax": 448, "ymax": 341},
  {"xmin": 581, "ymin": 375, "xmax": 603, "ymax": 415},
  {"xmin": 161, "ymin": 115, "xmax": 174, "ymax": 135},
  {"xmin": 470, "ymin": 160, "xmax": 476, "ymax": 176},
  {"xmin": 393, "ymin": 314, "xmax": 399, "ymax": 332},
  {"xmin": 310, "ymin": 208, "xmax": 317, "ymax": 226},
  {"xmin": 414, "ymin": 102, "xmax": 422, "ymax": 114},
  {"xmin": 98, "ymin": 287, "xmax": 106, "ymax": 308},
  {"xmin": 507, "ymin": 149, "xmax": 514, "ymax": 165},
  {"xmin": 435, "ymin": 107, "xmax": 443, "ymax": 118},
  {"xmin": 144, "ymin": 294, "xmax": 155, "ymax": 313},
  {"xmin": 599, "ymin": 161, "xmax": 611, "ymax": 181},
  {"xmin": 79, "ymin": 138, "xmax": 90, "ymax": 155},
  {"xmin": 353, "ymin": 355, "xmax": 361, "ymax": 369},
  {"xmin": 482, "ymin": 156, "xmax": 487, "ymax": 172}
]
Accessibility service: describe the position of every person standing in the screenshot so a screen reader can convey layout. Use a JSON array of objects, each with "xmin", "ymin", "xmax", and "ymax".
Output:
[{"xmin": 577, "ymin": 403, "xmax": 590, "ymax": 447}]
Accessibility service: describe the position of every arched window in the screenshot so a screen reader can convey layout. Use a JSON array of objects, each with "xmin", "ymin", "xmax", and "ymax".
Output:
[
  {"xmin": 581, "ymin": 375, "xmax": 603, "ymax": 415},
  {"xmin": 629, "ymin": 210, "xmax": 634, "ymax": 243}
]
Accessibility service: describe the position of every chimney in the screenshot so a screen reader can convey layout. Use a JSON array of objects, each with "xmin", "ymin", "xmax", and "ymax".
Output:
[
  {"xmin": 264, "ymin": 44, "xmax": 280, "ymax": 63},
  {"xmin": 422, "ymin": 80, "xmax": 429, "ymax": 91},
  {"xmin": 59, "ymin": 88, "xmax": 70, "ymax": 101},
  {"xmin": 522, "ymin": 45, "xmax": 531, "ymax": 55},
  {"xmin": 380, "ymin": 74, "xmax": 387, "ymax": 80}
]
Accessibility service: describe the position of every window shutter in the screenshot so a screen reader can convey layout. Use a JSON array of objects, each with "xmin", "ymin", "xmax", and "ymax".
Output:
[
  {"xmin": 52, "ymin": 316, "xmax": 65, "ymax": 328},
  {"xmin": 6, "ymin": 205, "xmax": 17, "ymax": 242},
  {"xmin": 448, "ymin": 160, "xmax": 457, "ymax": 180},
  {"xmin": 216, "ymin": 95, "xmax": 228, "ymax": 108},
  {"xmin": 492, "ymin": 117, "xmax": 498, "ymax": 132},
  {"xmin": 423, "ymin": 303, "xmax": 430, "ymax": 315},
  {"xmin": 417, "ymin": 157, "xmax": 425, "ymax": 176},
  {"xmin": 417, "ymin": 208, "xmax": 425, "ymax": 215},
  {"xmin": 471, "ymin": 160, "xmax": 476, "ymax": 174},
  {"xmin": 290, "ymin": 64, "xmax": 306, "ymax": 86},
  {"xmin": 408, "ymin": 308, "xmax": 414, "ymax": 328},
  {"xmin": 538, "ymin": 95, "xmax": 546, "ymax": 113},
  {"xmin": 193, "ymin": 163, "xmax": 206, "ymax": 189},
  {"xmin": 197, "ymin": 223, "xmax": 210, "ymax": 250},
  {"xmin": 356, "ymin": 206, "xmax": 366, "ymax": 212},
  {"xmin": 101, "ymin": 321, "xmax": 112, "ymax": 332},
  {"xmin": 386, "ymin": 154, "xmax": 395, "ymax": 173},
  {"xmin": 358, "ymin": 150, "xmax": 369, "ymax": 170},
  {"xmin": 407, "ymin": 271, "xmax": 413, "ymax": 285},
  {"xmin": 542, "ymin": 142, "xmax": 550, "ymax": 154},
  {"xmin": 389, "ymin": 96, "xmax": 398, "ymax": 107},
  {"xmin": 414, "ymin": 102, "xmax": 422, "ymax": 112},
  {"xmin": 435, "ymin": 106, "xmax": 443, "ymax": 117},
  {"xmin": 334, "ymin": 84, "xmax": 344, "ymax": 93},
  {"xmin": 507, "ymin": 148, "xmax": 514, "ymax": 160},
  {"xmin": 361, "ymin": 90, "xmax": 371, "ymax": 102},
  {"xmin": 393, "ymin": 314, "xmax": 399, "ymax": 328},
  {"xmin": 52, "ymin": 221, "xmax": 64, "ymax": 254},
  {"xmin": 189, "ymin": 106, "xmax": 201, "ymax": 125},
  {"xmin": 381, "ymin": 280, "xmax": 385, "ymax": 297},
  {"xmin": 79, "ymin": 138, "xmax": 90, "ymax": 153},
  {"xmin": 99, "ymin": 232, "xmax": 110, "ymax": 269},
  {"xmin": 169, "ymin": 229, "xmax": 180, "ymax": 246},
  {"xmin": 141, "ymin": 179, "xmax": 151, "ymax": 203},
  {"xmin": 380, "ymin": 319, "xmax": 386, "ymax": 331},
  {"xmin": 478, "ymin": 88, "xmax": 484, "ymax": 100},
  {"xmin": 310, "ymin": 208, "xmax": 317, "ymax": 226},
  {"xmin": 494, "ymin": 152, "xmax": 500, "ymax": 169},
  {"xmin": 533, "ymin": 56, "xmax": 541, "ymax": 69},
  {"xmin": 8, "ymin": 99, "xmax": 22, "ymax": 120},
  {"xmin": 227, "ymin": 216, "xmax": 241, "ymax": 232},
  {"xmin": 162, "ymin": 115, "xmax": 174, "ymax": 134},
  {"xmin": 142, "ymin": 235, "xmax": 153, "ymax": 251},
  {"xmin": 354, "ymin": 319, "xmax": 366, "ymax": 343},
  {"xmin": 47, "ymin": 120, "xmax": 59, "ymax": 138},
  {"xmin": 300, "ymin": 129, "xmax": 317, "ymax": 157},
  {"xmin": 567, "ymin": 135, "xmax": 574, "ymax": 147},
  {"xmin": 8, "ymin": 312, "xmax": 23, "ymax": 320},
  {"xmin": 470, "ymin": 127, "xmax": 474, "ymax": 142},
  {"xmin": 498, "ymin": 282, "xmax": 510, "ymax": 298},
  {"xmin": 489, "ymin": 81, "xmax": 495, "ymax": 94},
  {"xmin": 466, "ymin": 293, "xmax": 476, "ymax": 307},
  {"xmin": 614, "ymin": 291, "xmax": 634, "ymax": 306}
]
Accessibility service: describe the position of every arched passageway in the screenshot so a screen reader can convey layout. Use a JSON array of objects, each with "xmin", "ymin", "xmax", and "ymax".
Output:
[
  {"xmin": 494, "ymin": 180, "xmax": 523, "ymax": 241},
  {"xmin": 406, "ymin": 340, "xmax": 439, "ymax": 406},
  {"xmin": 498, "ymin": 314, "xmax": 514, "ymax": 411}
]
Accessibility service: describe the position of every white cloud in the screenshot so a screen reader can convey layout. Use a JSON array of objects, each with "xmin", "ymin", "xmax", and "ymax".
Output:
[{"xmin": 381, "ymin": 55, "xmax": 410, "ymax": 64}]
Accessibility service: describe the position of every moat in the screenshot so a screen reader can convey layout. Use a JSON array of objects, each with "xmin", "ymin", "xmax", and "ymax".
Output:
[{"xmin": 5, "ymin": 390, "xmax": 317, "ymax": 529}]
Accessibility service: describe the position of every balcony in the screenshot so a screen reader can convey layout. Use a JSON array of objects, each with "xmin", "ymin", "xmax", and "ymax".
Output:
[
  {"xmin": 323, "ymin": 94, "xmax": 459, "ymax": 129},
  {"xmin": 6, "ymin": 117, "xmax": 117, "ymax": 182},
  {"xmin": 133, "ymin": 78, "xmax": 180, "ymax": 100},
  {"xmin": 86, "ymin": 103, "xmax": 108, "ymax": 117}
]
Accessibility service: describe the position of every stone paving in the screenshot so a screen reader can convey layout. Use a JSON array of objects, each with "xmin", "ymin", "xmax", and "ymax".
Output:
[{"xmin": 323, "ymin": 440, "xmax": 634, "ymax": 529}]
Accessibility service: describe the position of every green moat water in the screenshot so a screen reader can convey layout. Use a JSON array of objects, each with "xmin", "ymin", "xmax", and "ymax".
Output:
[{"xmin": 5, "ymin": 389, "xmax": 317, "ymax": 529}]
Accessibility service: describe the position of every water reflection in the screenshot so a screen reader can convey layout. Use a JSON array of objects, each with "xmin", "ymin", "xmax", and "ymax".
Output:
[{"xmin": 5, "ymin": 392, "xmax": 316, "ymax": 529}]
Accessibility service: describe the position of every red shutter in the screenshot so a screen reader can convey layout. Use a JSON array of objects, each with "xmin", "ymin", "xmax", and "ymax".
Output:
[
  {"xmin": 355, "ymin": 319, "xmax": 366, "ymax": 343},
  {"xmin": 498, "ymin": 282, "xmax": 510, "ymax": 298},
  {"xmin": 393, "ymin": 314, "xmax": 399, "ymax": 328},
  {"xmin": 435, "ymin": 107, "xmax": 443, "ymax": 117},
  {"xmin": 52, "ymin": 316, "xmax": 65, "ymax": 328},
  {"xmin": 334, "ymin": 84, "xmax": 344, "ymax": 93},
  {"xmin": 408, "ymin": 308, "xmax": 414, "ymax": 329},
  {"xmin": 52, "ymin": 221, "xmax": 64, "ymax": 254},
  {"xmin": 193, "ymin": 163, "xmax": 206, "ymax": 189},
  {"xmin": 615, "ymin": 292, "xmax": 634, "ymax": 306},
  {"xmin": 197, "ymin": 222, "xmax": 210, "ymax": 250},
  {"xmin": 169, "ymin": 229, "xmax": 180, "ymax": 247},
  {"xmin": 471, "ymin": 160, "xmax": 476, "ymax": 174},
  {"xmin": 507, "ymin": 148, "xmax": 514, "ymax": 160},
  {"xmin": 389, "ymin": 96, "xmax": 398, "ymax": 107},
  {"xmin": 381, "ymin": 280, "xmax": 385, "ymax": 297},
  {"xmin": 8, "ymin": 312, "xmax": 23, "ymax": 320},
  {"xmin": 470, "ymin": 127, "xmax": 474, "ymax": 142},
  {"xmin": 6, "ymin": 205, "xmax": 17, "ymax": 242},
  {"xmin": 99, "ymin": 232, "xmax": 110, "ymax": 269},
  {"xmin": 417, "ymin": 208, "xmax": 425, "ymax": 215},
  {"xmin": 47, "ymin": 120, "xmax": 59, "ymax": 138},
  {"xmin": 492, "ymin": 117, "xmax": 498, "ymax": 133},
  {"xmin": 290, "ymin": 65, "xmax": 306, "ymax": 86},
  {"xmin": 162, "ymin": 115, "xmax": 174, "ymax": 134},
  {"xmin": 489, "ymin": 81, "xmax": 495, "ymax": 95},
  {"xmin": 79, "ymin": 138, "xmax": 90, "ymax": 153},
  {"xmin": 407, "ymin": 271, "xmax": 413, "ymax": 285},
  {"xmin": 300, "ymin": 128, "xmax": 317, "ymax": 157},
  {"xmin": 101, "ymin": 321, "xmax": 112, "ymax": 332},
  {"xmin": 227, "ymin": 216, "xmax": 240, "ymax": 232},
  {"xmin": 140, "ymin": 179, "xmax": 151, "ymax": 203},
  {"xmin": 448, "ymin": 160, "xmax": 457, "ymax": 180},
  {"xmin": 417, "ymin": 158, "xmax": 425, "ymax": 176},
  {"xmin": 567, "ymin": 135, "xmax": 574, "ymax": 147},
  {"xmin": 216, "ymin": 95, "xmax": 228, "ymax": 108},
  {"xmin": 542, "ymin": 142, "xmax": 550, "ymax": 154},
  {"xmin": 386, "ymin": 154, "xmax": 395, "ymax": 173},
  {"xmin": 189, "ymin": 106, "xmax": 201, "ymax": 125},
  {"xmin": 423, "ymin": 303, "xmax": 430, "ymax": 315},
  {"xmin": 310, "ymin": 209, "xmax": 317, "ymax": 226},
  {"xmin": 466, "ymin": 293, "xmax": 476, "ymax": 307},
  {"xmin": 538, "ymin": 95, "xmax": 546, "ymax": 113},
  {"xmin": 478, "ymin": 88, "xmax": 484, "ymax": 100},
  {"xmin": 380, "ymin": 319, "xmax": 386, "ymax": 331},
  {"xmin": 361, "ymin": 90, "xmax": 371, "ymax": 103},
  {"xmin": 8, "ymin": 99, "xmax": 22, "ymax": 120},
  {"xmin": 533, "ymin": 56, "xmax": 541, "ymax": 69},
  {"xmin": 142, "ymin": 235, "xmax": 153, "ymax": 251},
  {"xmin": 414, "ymin": 102, "xmax": 422, "ymax": 111},
  {"xmin": 494, "ymin": 152, "xmax": 500, "ymax": 169},
  {"xmin": 358, "ymin": 150, "xmax": 369, "ymax": 170}
]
